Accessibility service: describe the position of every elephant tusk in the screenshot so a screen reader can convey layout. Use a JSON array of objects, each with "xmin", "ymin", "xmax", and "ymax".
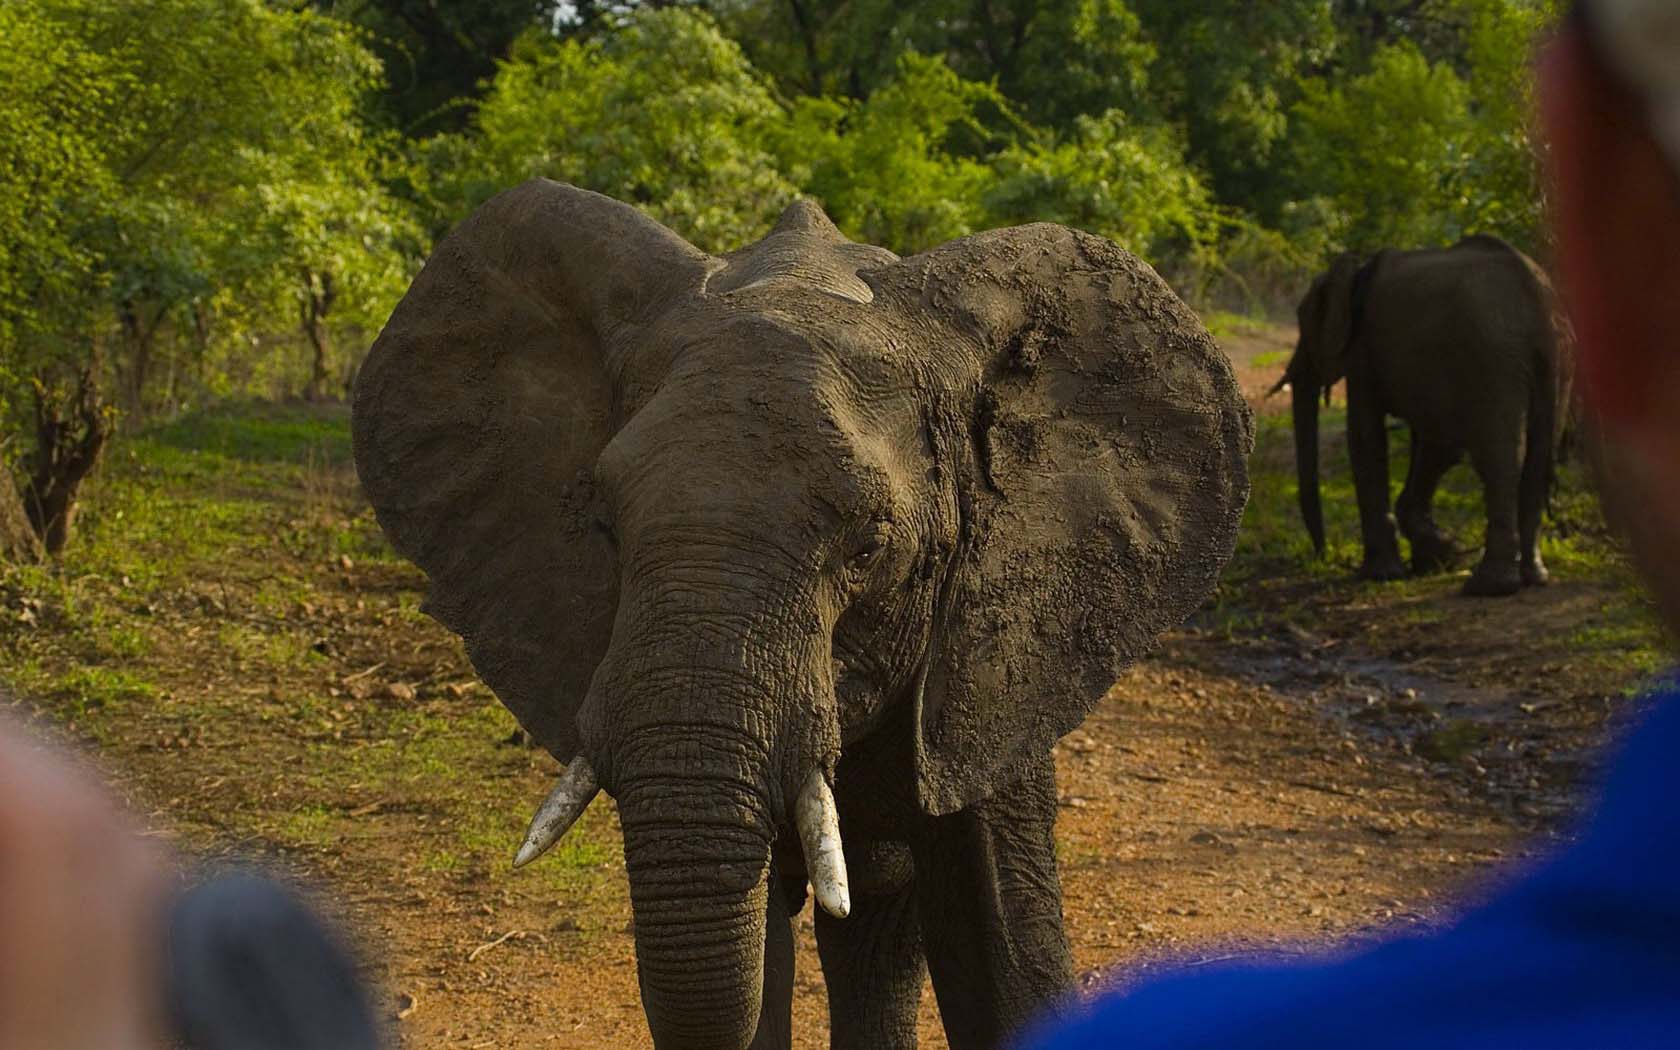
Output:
[
  {"xmin": 1267, "ymin": 376, "xmax": 1289, "ymax": 397},
  {"xmin": 796, "ymin": 768, "xmax": 851, "ymax": 920},
  {"xmin": 513, "ymin": 756, "xmax": 599, "ymax": 869}
]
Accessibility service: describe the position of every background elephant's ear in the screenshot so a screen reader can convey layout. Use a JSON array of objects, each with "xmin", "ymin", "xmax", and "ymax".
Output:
[
  {"xmin": 1307, "ymin": 252, "xmax": 1364, "ymax": 385},
  {"xmin": 876, "ymin": 224, "xmax": 1254, "ymax": 815},
  {"xmin": 352, "ymin": 179, "xmax": 714, "ymax": 760}
]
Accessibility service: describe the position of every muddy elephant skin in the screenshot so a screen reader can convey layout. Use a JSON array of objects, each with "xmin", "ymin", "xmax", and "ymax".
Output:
[
  {"xmin": 1281, "ymin": 235, "xmax": 1569, "ymax": 597},
  {"xmin": 352, "ymin": 180, "xmax": 1253, "ymax": 1050}
]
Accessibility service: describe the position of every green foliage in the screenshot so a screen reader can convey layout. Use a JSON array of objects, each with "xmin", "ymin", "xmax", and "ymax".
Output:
[
  {"xmin": 433, "ymin": 9, "xmax": 799, "ymax": 253},
  {"xmin": 773, "ymin": 53, "xmax": 1006, "ymax": 253},
  {"xmin": 1292, "ymin": 42, "xmax": 1477, "ymax": 252},
  {"xmin": 1286, "ymin": 1, "xmax": 1561, "ymax": 256},
  {"xmin": 1131, "ymin": 0, "xmax": 1337, "ymax": 210},
  {"xmin": 1, "ymin": 0, "xmax": 417, "ymax": 426},
  {"xmin": 311, "ymin": 0, "xmax": 568, "ymax": 135},
  {"xmin": 0, "ymin": 2, "xmax": 116, "ymax": 356},
  {"xmin": 985, "ymin": 110, "xmax": 1216, "ymax": 261}
]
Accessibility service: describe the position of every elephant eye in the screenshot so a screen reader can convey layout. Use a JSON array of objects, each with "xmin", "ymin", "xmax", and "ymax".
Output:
[{"xmin": 846, "ymin": 521, "xmax": 893, "ymax": 575}]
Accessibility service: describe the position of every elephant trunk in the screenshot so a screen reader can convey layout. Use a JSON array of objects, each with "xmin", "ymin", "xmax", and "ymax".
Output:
[
  {"xmin": 618, "ymin": 749, "xmax": 775, "ymax": 1050},
  {"xmin": 1291, "ymin": 368, "xmax": 1326, "ymax": 556}
]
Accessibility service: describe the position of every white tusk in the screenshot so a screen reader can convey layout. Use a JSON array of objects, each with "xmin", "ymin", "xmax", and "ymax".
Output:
[
  {"xmin": 796, "ymin": 768, "xmax": 851, "ymax": 919},
  {"xmin": 513, "ymin": 756, "xmax": 599, "ymax": 868}
]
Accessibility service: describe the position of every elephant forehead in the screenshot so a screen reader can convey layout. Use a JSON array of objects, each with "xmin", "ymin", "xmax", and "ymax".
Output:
[{"xmin": 601, "ymin": 361, "xmax": 913, "ymax": 524}]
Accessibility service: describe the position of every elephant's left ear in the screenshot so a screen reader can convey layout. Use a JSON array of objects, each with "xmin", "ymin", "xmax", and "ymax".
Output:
[{"xmin": 871, "ymin": 224, "xmax": 1254, "ymax": 815}]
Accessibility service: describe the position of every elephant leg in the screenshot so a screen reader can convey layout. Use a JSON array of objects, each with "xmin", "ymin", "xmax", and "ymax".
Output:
[
  {"xmin": 1465, "ymin": 440, "xmax": 1524, "ymax": 597},
  {"xmin": 748, "ymin": 865, "xmax": 798, "ymax": 1050},
  {"xmin": 1347, "ymin": 370, "xmax": 1405, "ymax": 580},
  {"xmin": 912, "ymin": 753, "xmax": 1073, "ymax": 1050},
  {"xmin": 815, "ymin": 840, "xmax": 924, "ymax": 1050},
  {"xmin": 1396, "ymin": 432, "xmax": 1461, "ymax": 575},
  {"xmin": 1518, "ymin": 412, "xmax": 1552, "ymax": 588}
]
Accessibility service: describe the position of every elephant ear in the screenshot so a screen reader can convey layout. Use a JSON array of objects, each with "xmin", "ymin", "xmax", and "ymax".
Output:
[
  {"xmin": 874, "ymin": 224, "xmax": 1253, "ymax": 815},
  {"xmin": 1303, "ymin": 252, "xmax": 1364, "ymax": 388},
  {"xmin": 352, "ymin": 179, "xmax": 715, "ymax": 760}
]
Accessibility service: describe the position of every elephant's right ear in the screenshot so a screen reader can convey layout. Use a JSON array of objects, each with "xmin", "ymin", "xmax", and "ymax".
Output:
[{"xmin": 352, "ymin": 180, "xmax": 715, "ymax": 760}]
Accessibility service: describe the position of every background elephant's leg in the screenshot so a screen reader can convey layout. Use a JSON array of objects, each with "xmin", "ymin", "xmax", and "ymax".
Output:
[
  {"xmin": 1347, "ymin": 371, "xmax": 1405, "ymax": 579},
  {"xmin": 912, "ymin": 754, "xmax": 1073, "ymax": 1050},
  {"xmin": 1465, "ymin": 440, "xmax": 1524, "ymax": 596},
  {"xmin": 1518, "ymin": 412, "xmax": 1552, "ymax": 587},
  {"xmin": 815, "ymin": 841, "xmax": 923, "ymax": 1050},
  {"xmin": 748, "ymin": 866, "xmax": 798, "ymax": 1050},
  {"xmin": 1396, "ymin": 433, "xmax": 1461, "ymax": 574}
]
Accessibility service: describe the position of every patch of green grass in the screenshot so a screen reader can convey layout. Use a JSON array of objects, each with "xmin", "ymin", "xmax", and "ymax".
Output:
[
  {"xmin": 1231, "ymin": 408, "xmax": 1621, "ymax": 586},
  {"xmin": 272, "ymin": 804, "xmax": 341, "ymax": 850},
  {"xmin": 48, "ymin": 666, "xmax": 158, "ymax": 728},
  {"xmin": 1224, "ymin": 400, "xmax": 1667, "ymax": 685},
  {"xmin": 1252, "ymin": 349, "xmax": 1292, "ymax": 369},
  {"xmin": 215, "ymin": 621, "xmax": 324, "ymax": 672},
  {"xmin": 1202, "ymin": 309, "xmax": 1273, "ymax": 342},
  {"xmin": 144, "ymin": 401, "xmax": 352, "ymax": 465}
]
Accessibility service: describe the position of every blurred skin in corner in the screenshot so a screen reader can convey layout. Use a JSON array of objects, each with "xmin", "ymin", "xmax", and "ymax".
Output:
[
  {"xmin": 1540, "ymin": 17, "xmax": 1680, "ymax": 632},
  {"xmin": 0, "ymin": 721, "xmax": 170, "ymax": 1049}
]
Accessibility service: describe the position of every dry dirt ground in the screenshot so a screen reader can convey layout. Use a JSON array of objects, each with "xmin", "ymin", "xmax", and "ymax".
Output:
[{"xmin": 0, "ymin": 318, "xmax": 1666, "ymax": 1048}]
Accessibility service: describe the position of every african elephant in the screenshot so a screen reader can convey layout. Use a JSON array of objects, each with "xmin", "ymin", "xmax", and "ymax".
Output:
[
  {"xmin": 352, "ymin": 180, "xmax": 1252, "ymax": 1050},
  {"xmin": 1278, "ymin": 235, "xmax": 1567, "ymax": 597}
]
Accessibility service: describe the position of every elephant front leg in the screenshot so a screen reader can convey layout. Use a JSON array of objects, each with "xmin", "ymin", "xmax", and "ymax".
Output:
[
  {"xmin": 1347, "ymin": 371, "xmax": 1405, "ymax": 580},
  {"xmin": 911, "ymin": 754, "xmax": 1073, "ymax": 1050},
  {"xmin": 815, "ymin": 840, "xmax": 924, "ymax": 1050}
]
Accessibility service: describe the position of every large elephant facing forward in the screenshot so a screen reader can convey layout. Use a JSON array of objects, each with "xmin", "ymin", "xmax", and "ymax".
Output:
[
  {"xmin": 1279, "ymin": 235, "xmax": 1568, "ymax": 597},
  {"xmin": 353, "ymin": 180, "xmax": 1252, "ymax": 1050}
]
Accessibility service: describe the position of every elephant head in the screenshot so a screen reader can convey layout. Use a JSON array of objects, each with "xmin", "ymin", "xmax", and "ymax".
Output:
[
  {"xmin": 353, "ymin": 180, "xmax": 1251, "ymax": 1049},
  {"xmin": 1277, "ymin": 252, "xmax": 1364, "ymax": 555}
]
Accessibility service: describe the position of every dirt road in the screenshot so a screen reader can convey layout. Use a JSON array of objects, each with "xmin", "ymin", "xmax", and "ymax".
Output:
[{"xmin": 323, "ymin": 619, "xmax": 1603, "ymax": 1049}]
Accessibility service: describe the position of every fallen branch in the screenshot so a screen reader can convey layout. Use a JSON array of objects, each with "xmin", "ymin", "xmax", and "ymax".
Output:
[
  {"xmin": 343, "ymin": 662, "xmax": 385, "ymax": 683},
  {"xmin": 466, "ymin": 929, "xmax": 524, "ymax": 962}
]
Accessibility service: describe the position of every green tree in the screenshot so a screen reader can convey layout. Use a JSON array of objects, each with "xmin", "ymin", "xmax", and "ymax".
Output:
[
  {"xmin": 1451, "ymin": 0, "xmax": 1562, "ymax": 252},
  {"xmin": 714, "ymin": 0, "xmax": 1153, "ymax": 127},
  {"xmin": 311, "ymin": 0, "xmax": 565, "ymax": 134},
  {"xmin": 432, "ymin": 8, "xmax": 799, "ymax": 253},
  {"xmin": 984, "ymin": 111, "xmax": 1216, "ymax": 262},
  {"xmin": 0, "ymin": 0, "xmax": 414, "ymax": 553},
  {"xmin": 1131, "ymin": 0, "xmax": 1337, "ymax": 215},
  {"xmin": 772, "ymin": 53, "xmax": 1009, "ymax": 253},
  {"xmin": 1291, "ymin": 41, "xmax": 1475, "ymax": 252}
]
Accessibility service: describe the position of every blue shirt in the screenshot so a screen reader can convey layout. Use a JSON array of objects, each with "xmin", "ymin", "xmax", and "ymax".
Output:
[{"xmin": 1028, "ymin": 687, "xmax": 1680, "ymax": 1049}]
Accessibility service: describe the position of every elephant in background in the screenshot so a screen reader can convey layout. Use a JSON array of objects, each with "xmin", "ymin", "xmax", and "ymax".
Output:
[
  {"xmin": 1277, "ymin": 235, "xmax": 1568, "ymax": 597},
  {"xmin": 353, "ymin": 180, "xmax": 1252, "ymax": 1050}
]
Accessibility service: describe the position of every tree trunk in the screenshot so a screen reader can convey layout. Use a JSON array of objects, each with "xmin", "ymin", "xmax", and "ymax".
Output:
[
  {"xmin": 118, "ymin": 299, "xmax": 163, "ymax": 424},
  {"xmin": 0, "ymin": 464, "xmax": 42, "ymax": 564},
  {"xmin": 24, "ymin": 351, "xmax": 112, "ymax": 556},
  {"xmin": 300, "ymin": 269, "xmax": 336, "ymax": 402}
]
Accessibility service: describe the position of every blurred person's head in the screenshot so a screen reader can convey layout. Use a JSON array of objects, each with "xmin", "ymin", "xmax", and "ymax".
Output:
[{"xmin": 1540, "ymin": 1, "xmax": 1680, "ymax": 629}]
